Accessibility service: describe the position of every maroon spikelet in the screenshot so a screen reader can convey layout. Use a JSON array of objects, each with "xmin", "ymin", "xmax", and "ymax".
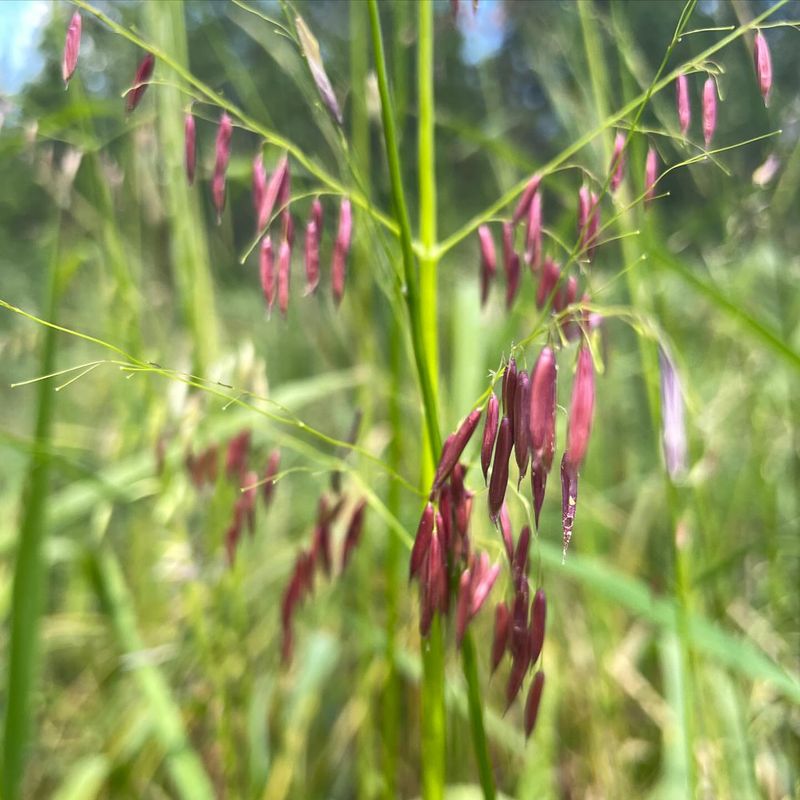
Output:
[
  {"xmin": 260, "ymin": 236, "xmax": 276, "ymax": 312},
  {"xmin": 260, "ymin": 156, "xmax": 289, "ymax": 233},
  {"xmin": 754, "ymin": 31, "xmax": 772, "ymax": 106},
  {"xmin": 512, "ymin": 173, "xmax": 540, "ymax": 226},
  {"xmin": 502, "ymin": 357, "xmax": 518, "ymax": 420},
  {"xmin": 488, "ymin": 417, "xmax": 513, "ymax": 523},
  {"xmin": 529, "ymin": 347, "xmax": 557, "ymax": 528},
  {"xmin": 502, "ymin": 222, "xmax": 521, "ymax": 309},
  {"xmin": 331, "ymin": 198, "xmax": 352, "ymax": 306},
  {"xmin": 212, "ymin": 113, "xmax": 233, "ymax": 223},
  {"xmin": 225, "ymin": 430, "xmax": 251, "ymax": 481},
  {"xmin": 304, "ymin": 218, "xmax": 320, "ymax": 296},
  {"xmin": 536, "ymin": 258, "xmax": 560, "ymax": 310},
  {"xmin": 513, "ymin": 371, "xmax": 531, "ymax": 484},
  {"xmin": 262, "ymin": 448, "xmax": 280, "ymax": 507},
  {"xmin": 478, "ymin": 224, "xmax": 497, "ymax": 307},
  {"xmin": 702, "ymin": 77, "xmax": 717, "ymax": 147},
  {"xmin": 524, "ymin": 189, "xmax": 543, "ymax": 272},
  {"xmin": 512, "ymin": 525, "xmax": 530, "ymax": 587},
  {"xmin": 481, "ymin": 393, "xmax": 499, "ymax": 485},
  {"xmin": 410, "ymin": 503, "xmax": 435, "ymax": 581},
  {"xmin": 524, "ymin": 671, "xmax": 545, "ymax": 738},
  {"xmin": 432, "ymin": 409, "xmax": 482, "ymax": 491},
  {"xmin": 609, "ymin": 132, "xmax": 626, "ymax": 192},
  {"xmin": 505, "ymin": 642, "xmax": 530, "ymax": 711},
  {"xmin": 184, "ymin": 114, "xmax": 196, "ymax": 186},
  {"xmin": 676, "ymin": 73, "xmax": 691, "ymax": 137},
  {"xmin": 62, "ymin": 12, "xmax": 81, "ymax": 87},
  {"xmin": 644, "ymin": 147, "xmax": 658, "ymax": 207},
  {"xmin": 252, "ymin": 152, "xmax": 267, "ymax": 229},
  {"xmin": 491, "ymin": 602, "xmax": 511, "ymax": 674},
  {"xmin": 529, "ymin": 588, "xmax": 546, "ymax": 665},
  {"xmin": 277, "ymin": 238, "xmax": 291, "ymax": 318},
  {"xmin": 341, "ymin": 499, "xmax": 367, "ymax": 571},
  {"xmin": 126, "ymin": 53, "xmax": 155, "ymax": 112}
]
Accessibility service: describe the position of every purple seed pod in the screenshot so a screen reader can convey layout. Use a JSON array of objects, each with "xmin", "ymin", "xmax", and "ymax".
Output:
[
  {"xmin": 262, "ymin": 448, "xmax": 280, "ymax": 507},
  {"xmin": 311, "ymin": 197, "xmax": 324, "ymax": 237},
  {"xmin": 754, "ymin": 31, "xmax": 772, "ymax": 107},
  {"xmin": 510, "ymin": 582, "xmax": 530, "ymax": 660},
  {"xmin": 437, "ymin": 489, "xmax": 453, "ymax": 558},
  {"xmin": 469, "ymin": 553, "xmax": 500, "ymax": 617},
  {"xmin": 676, "ymin": 74, "xmax": 691, "ymax": 137},
  {"xmin": 212, "ymin": 113, "xmax": 233, "ymax": 223},
  {"xmin": 455, "ymin": 568, "xmax": 472, "ymax": 648},
  {"xmin": 560, "ymin": 454, "xmax": 579, "ymax": 559},
  {"xmin": 341, "ymin": 499, "xmax": 367, "ymax": 571},
  {"xmin": 62, "ymin": 12, "xmax": 81, "ymax": 87},
  {"xmin": 491, "ymin": 602, "xmax": 511, "ymax": 674},
  {"xmin": 513, "ymin": 371, "xmax": 530, "ymax": 484},
  {"xmin": 449, "ymin": 463, "xmax": 472, "ymax": 541},
  {"xmin": 252, "ymin": 152, "xmax": 267, "ymax": 229},
  {"xmin": 126, "ymin": 53, "xmax": 155, "ymax": 113},
  {"xmin": 481, "ymin": 393, "xmax": 499, "ymax": 485},
  {"xmin": 420, "ymin": 533, "xmax": 446, "ymax": 636},
  {"xmin": 512, "ymin": 525, "xmax": 530, "ymax": 587},
  {"xmin": 524, "ymin": 671, "xmax": 545, "ymax": 738},
  {"xmin": 609, "ymin": 132, "xmax": 626, "ymax": 192},
  {"xmin": 410, "ymin": 503, "xmax": 435, "ymax": 581},
  {"xmin": 261, "ymin": 156, "xmax": 289, "ymax": 232},
  {"xmin": 565, "ymin": 347, "xmax": 595, "ymax": 470},
  {"xmin": 260, "ymin": 236, "xmax": 276, "ymax": 312},
  {"xmin": 304, "ymin": 218, "xmax": 320, "ymax": 296},
  {"xmin": 225, "ymin": 429, "xmax": 251, "ymax": 481},
  {"xmin": 529, "ymin": 588, "xmax": 546, "ymax": 665},
  {"xmin": 524, "ymin": 190, "xmax": 543, "ymax": 272},
  {"xmin": 184, "ymin": 114, "xmax": 196, "ymax": 186},
  {"xmin": 658, "ymin": 346, "xmax": 687, "ymax": 482},
  {"xmin": 478, "ymin": 224, "xmax": 497, "ymax": 307},
  {"xmin": 432, "ymin": 409, "xmax": 482, "ymax": 491},
  {"xmin": 644, "ymin": 147, "xmax": 658, "ymax": 207},
  {"xmin": 512, "ymin": 173, "xmax": 541, "ymax": 226},
  {"xmin": 536, "ymin": 258, "xmax": 561, "ymax": 310},
  {"xmin": 488, "ymin": 417, "xmax": 513, "ymax": 523},
  {"xmin": 499, "ymin": 503, "xmax": 514, "ymax": 563},
  {"xmin": 702, "ymin": 77, "xmax": 717, "ymax": 148},
  {"xmin": 278, "ymin": 238, "xmax": 291, "ymax": 318},
  {"xmin": 502, "ymin": 357, "xmax": 518, "ymax": 419},
  {"xmin": 331, "ymin": 198, "xmax": 352, "ymax": 306}
]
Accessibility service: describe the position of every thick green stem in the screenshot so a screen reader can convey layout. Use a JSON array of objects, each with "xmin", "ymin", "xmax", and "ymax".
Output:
[
  {"xmin": 0, "ymin": 224, "xmax": 61, "ymax": 800},
  {"xmin": 461, "ymin": 633, "xmax": 496, "ymax": 800}
]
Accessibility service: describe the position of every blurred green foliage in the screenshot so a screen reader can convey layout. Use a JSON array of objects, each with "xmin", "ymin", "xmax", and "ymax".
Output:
[{"xmin": 0, "ymin": 1, "xmax": 798, "ymax": 798}]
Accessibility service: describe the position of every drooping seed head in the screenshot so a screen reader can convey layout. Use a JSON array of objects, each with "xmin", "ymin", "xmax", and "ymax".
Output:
[
  {"xmin": 529, "ymin": 588, "xmax": 546, "ymax": 665},
  {"xmin": 529, "ymin": 346, "xmax": 557, "ymax": 475},
  {"xmin": 304, "ymin": 218, "xmax": 320, "ymax": 296},
  {"xmin": 644, "ymin": 146, "xmax": 658, "ymax": 207},
  {"xmin": 278, "ymin": 237, "xmax": 291, "ymax": 318},
  {"xmin": 502, "ymin": 357, "xmax": 518, "ymax": 419},
  {"xmin": 62, "ymin": 12, "xmax": 81, "ymax": 87},
  {"xmin": 295, "ymin": 13, "xmax": 344, "ymax": 125},
  {"xmin": 524, "ymin": 671, "xmax": 545, "ymax": 738},
  {"xmin": 609, "ymin": 132, "xmax": 626, "ymax": 192},
  {"xmin": 432, "ymin": 409, "xmax": 481, "ymax": 491},
  {"xmin": 658, "ymin": 346, "xmax": 687, "ymax": 482},
  {"xmin": 410, "ymin": 503, "xmax": 435, "ymax": 581},
  {"xmin": 478, "ymin": 224, "xmax": 497, "ymax": 307},
  {"xmin": 524, "ymin": 190, "xmax": 543, "ymax": 272},
  {"xmin": 513, "ymin": 371, "xmax": 531, "ymax": 484},
  {"xmin": 341, "ymin": 499, "xmax": 367, "ymax": 571},
  {"xmin": 754, "ymin": 31, "xmax": 772, "ymax": 106},
  {"xmin": 261, "ymin": 155, "xmax": 289, "ymax": 233},
  {"xmin": 565, "ymin": 347, "xmax": 595, "ymax": 470},
  {"xmin": 126, "ymin": 53, "xmax": 155, "ymax": 113},
  {"xmin": 212, "ymin": 113, "xmax": 233, "ymax": 223},
  {"xmin": 676, "ymin": 73, "xmax": 691, "ymax": 137},
  {"xmin": 488, "ymin": 417, "xmax": 513, "ymax": 523},
  {"xmin": 481, "ymin": 392, "xmax": 499, "ymax": 485},
  {"xmin": 512, "ymin": 173, "xmax": 541, "ymax": 226},
  {"xmin": 184, "ymin": 114, "xmax": 196, "ymax": 186},
  {"xmin": 702, "ymin": 77, "xmax": 717, "ymax": 148},
  {"xmin": 491, "ymin": 602, "xmax": 511, "ymax": 674}
]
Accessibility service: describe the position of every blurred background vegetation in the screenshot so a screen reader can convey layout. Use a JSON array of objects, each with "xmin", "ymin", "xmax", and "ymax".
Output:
[{"xmin": 0, "ymin": 0, "xmax": 798, "ymax": 798}]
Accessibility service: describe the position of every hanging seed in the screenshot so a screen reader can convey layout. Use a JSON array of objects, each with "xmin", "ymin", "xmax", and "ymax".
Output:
[
  {"xmin": 488, "ymin": 417, "xmax": 513, "ymax": 523},
  {"xmin": 513, "ymin": 371, "xmax": 531, "ymax": 484},
  {"xmin": 62, "ymin": 12, "xmax": 81, "ymax": 87},
  {"xmin": 512, "ymin": 525, "xmax": 530, "ymax": 587},
  {"xmin": 278, "ymin": 238, "xmax": 291, "ymax": 318},
  {"xmin": 184, "ymin": 114, "xmax": 196, "ymax": 186},
  {"xmin": 702, "ymin": 77, "xmax": 717, "ymax": 147},
  {"xmin": 502, "ymin": 222, "xmax": 521, "ymax": 309},
  {"xmin": 478, "ymin": 224, "xmax": 497, "ymax": 307},
  {"xmin": 341, "ymin": 499, "xmax": 367, "ymax": 571},
  {"xmin": 502, "ymin": 357, "xmax": 518, "ymax": 419},
  {"xmin": 126, "ymin": 53, "xmax": 155, "ymax": 112},
  {"xmin": 524, "ymin": 189, "xmax": 543, "ymax": 272},
  {"xmin": 524, "ymin": 671, "xmax": 545, "ymax": 738},
  {"xmin": 304, "ymin": 218, "xmax": 320, "ymax": 295},
  {"xmin": 644, "ymin": 147, "xmax": 658, "ymax": 207},
  {"xmin": 331, "ymin": 198, "xmax": 352, "ymax": 306},
  {"xmin": 211, "ymin": 113, "xmax": 233, "ymax": 223},
  {"xmin": 529, "ymin": 589, "xmax": 546, "ymax": 665},
  {"xmin": 512, "ymin": 173, "xmax": 540, "ymax": 225},
  {"xmin": 676, "ymin": 74, "xmax": 691, "ymax": 136},
  {"xmin": 432, "ymin": 409, "xmax": 482, "ymax": 491},
  {"xmin": 410, "ymin": 503, "xmax": 435, "ymax": 581},
  {"xmin": 481, "ymin": 392, "xmax": 499, "ymax": 485},
  {"xmin": 499, "ymin": 503, "xmax": 514, "ymax": 563},
  {"xmin": 260, "ymin": 236, "xmax": 276, "ymax": 312},
  {"xmin": 754, "ymin": 31, "xmax": 772, "ymax": 106}
]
